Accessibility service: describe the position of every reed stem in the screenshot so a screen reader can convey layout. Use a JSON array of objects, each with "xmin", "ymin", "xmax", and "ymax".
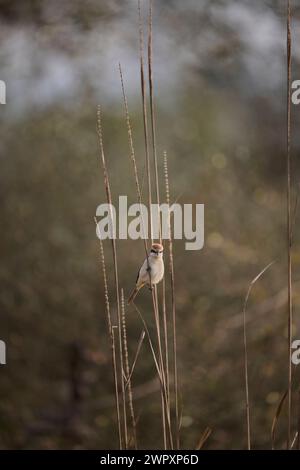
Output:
[
  {"xmin": 97, "ymin": 106, "xmax": 128, "ymax": 448},
  {"xmin": 286, "ymin": 0, "xmax": 292, "ymax": 450}
]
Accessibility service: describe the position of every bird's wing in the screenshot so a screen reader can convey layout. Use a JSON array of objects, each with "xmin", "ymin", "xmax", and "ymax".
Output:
[{"xmin": 139, "ymin": 258, "xmax": 150, "ymax": 284}]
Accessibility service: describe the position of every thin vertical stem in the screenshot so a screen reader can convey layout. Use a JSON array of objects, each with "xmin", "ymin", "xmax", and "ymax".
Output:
[
  {"xmin": 97, "ymin": 106, "xmax": 128, "ymax": 449},
  {"xmin": 119, "ymin": 63, "xmax": 152, "ymax": 293},
  {"xmin": 148, "ymin": 0, "xmax": 161, "ymax": 244},
  {"xmin": 111, "ymin": 327, "xmax": 122, "ymax": 448},
  {"xmin": 287, "ymin": 0, "xmax": 292, "ymax": 450},
  {"xmin": 298, "ymin": 389, "xmax": 300, "ymax": 450},
  {"xmin": 133, "ymin": 302, "xmax": 173, "ymax": 448},
  {"xmin": 138, "ymin": 0, "xmax": 153, "ymax": 243},
  {"xmin": 242, "ymin": 261, "xmax": 274, "ymax": 450},
  {"xmin": 153, "ymin": 287, "xmax": 168, "ymax": 449},
  {"xmin": 163, "ymin": 151, "xmax": 179, "ymax": 448},
  {"xmin": 119, "ymin": 61, "xmax": 168, "ymax": 444},
  {"xmin": 121, "ymin": 289, "xmax": 137, "ymax": 449},
  {"xmin": 162, "ymin": 277, "xmax": 170, "ymax": 413},
  {"xmin": 119, "ymin": 64, "xmax": 149, "ymax": 258},
  {"xmin": 148, "ymin": 0, "xmax": 170, "ymax": 444},
  {"xmin": 243, "ymin": 290, "xmax": 251, "ymax": 450},
  {"xmin": 95, "ymin": 226, "xmax": 122, "ymax": 449}
]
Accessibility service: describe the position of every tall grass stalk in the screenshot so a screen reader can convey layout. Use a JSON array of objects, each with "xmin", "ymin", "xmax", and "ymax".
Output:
[
  {"xmin": 163, "ymin": 151, "xmax": 179, "ymax": 448},
  {"xmin": 152, "ymin": 286, "xmax": 169, "ymax": 449},
  {"xmin": 196, "ymin": 427, "xmax": 212, "ymax": 450},
  {"xmin": 148, "ymin": 0, "xmax": 161, "ymax": 244},
  {"xmin": 286, "ymin": 0, "xmax": 292, "ymax": 450},
  {"xmin": 97, "ymin": 106, "xmax": 128, "ymax": 448},
  {"xmin": 271, "ymin": 364, "xmax": 297, "ymax": 449},
  {"xmin": 147, "ymin": 1, "xmax": 170, "ymax": 437},
  {"xmin": 162, "ymin": 277, "xmax": 170, "ymax": 413},
  {"xmin": 298, "ymin": 390, "xmax": 300, "ymax": 450},
  {"xmin": 147, "ymin": 0, "xmax": 172, "ymax": 448},
  {"xmin": 119, "ymin": 61, "xmax": 171, "ymax": 448},
  {"xmin": 242, "ymin": 261, "xmax": 275, "ymax": 450},
  {"xmin": 138, "ymin": 0, "xmax": 153, "ymax": 244},
  {"xmin": 121, "ymin": 288, "xmax": 137, "ymax": 449},
  {"xmin": 119, "ymin": 64, "xmax": 149, "ymax": 259},
  {"xmin": 133, "ymin": 302, "xmax": 173, "ymax": 448},
  {"xmin": 95, "ymin": 225, "xmax": 122, "ymax": 449},
  {"xmin": 125, "ymin": 330, "xmax": 145, "ymax": 390}
]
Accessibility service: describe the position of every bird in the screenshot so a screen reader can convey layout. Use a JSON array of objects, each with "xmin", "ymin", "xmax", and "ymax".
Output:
[{"xmin": 127, "ymin": 243, "xmax": 164, "ymax": 304}]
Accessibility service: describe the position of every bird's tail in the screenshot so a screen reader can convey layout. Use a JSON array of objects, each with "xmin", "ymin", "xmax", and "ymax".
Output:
[{"xmin": 127, "ymin": 284, "xmax": 144, "ymax": 304}]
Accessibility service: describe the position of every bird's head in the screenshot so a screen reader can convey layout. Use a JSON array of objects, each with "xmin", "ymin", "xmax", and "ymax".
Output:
[{"xmin": 150, "ymin": 243, "xmax": 164, "ymax": 259}]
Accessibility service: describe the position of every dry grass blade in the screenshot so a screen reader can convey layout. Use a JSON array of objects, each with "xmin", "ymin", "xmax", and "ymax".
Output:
[
  {"xmin": 271, "ymin": 364, "xmax": 298, "ymax": 449},
  {"xmin": 119, "ymin": 63, "xmax": 148, "ymax": 256},
  {"xmin": 96, "ymin": 106, "xmax": 128, "ymax": 448},
  {"xmin": 196, "ymin": 427, "xmax": 212, "ymax": 450},
  {"xmin": 148, "ymin": 0, "xmax": 161, "ymax": 244},
  {"xmin": 133, "ymin": 301, "xmax": 173, "ymax": 449},
  {"xmin": 125, "ymin": 330, "xmax": 146, "ymax": 390},
  {"xmin": 148, "ymin": 0, "xmax": 170, "ymax": 437},
  {"xmin": 119, "ymin": 60, "xmax": 168, "ymax": 443},
  {"xmin": 133, "ymin": 303, "xmax": 163, "ymax": 385},
  {"xmin": 119, "ymin": 62, "xmax": 152, "ymax": 291},
  {"xmin": 290, "ymin": 183, "xmax": 299, "ymax": 244},
  {"xmin": 162, "ymin": 277, "xmax": 170, "ymax": 406},
  {"xmin": 298, "ymin": 389, "xmax": 300, "ymax": 449},
  {"xmin": 138, "ymin": 0, "xmax": 152, "ymax": 243},
  {"xmin": 271, "ymin": 389, "xmax": 288, "ymax": 450},
  {"xmin": 291, "ymin": 431, "xmax": 298, "ymax": 449},
  {"xmin": 163, "ymin": 150, "xmax": 179, "ymax": 448},
  {"xmin": 286, "ymin": 0, "xmax": 293, "ymax": 450},
  {"xmin": 152, "ymin": 286, "xmax": 169, "ymax": 449},
  {"xmin": 243, "ymin": 260, "xmax": 275, "ymax": 450},
  {"xmin": 94, "ymin": 220, "xmax": 122, "ymax": 449},
  {"xmin": 111, "ymin": 326, "xmax": 122, "ymax": 448},
  {"xmin": 121, "ymin": 289, "xmax": 137, "ymax": 449}
]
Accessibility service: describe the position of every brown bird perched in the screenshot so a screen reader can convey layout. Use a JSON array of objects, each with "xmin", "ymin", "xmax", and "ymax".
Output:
[{"xmin": 127, "ymin": 243, "xmax": 164, "ymax": 304}]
